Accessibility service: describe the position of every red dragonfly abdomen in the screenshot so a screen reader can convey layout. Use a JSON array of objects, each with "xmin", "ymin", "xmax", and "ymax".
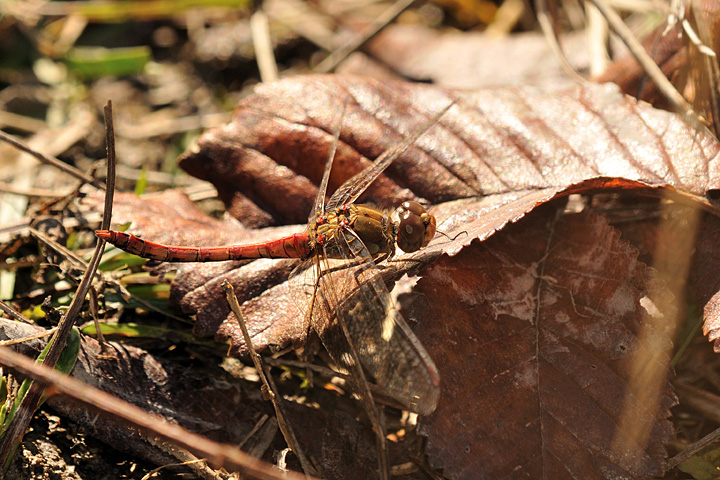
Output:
[{"xmin": 95, "ymin": 230, "xmax": 312, "ymax": 262}]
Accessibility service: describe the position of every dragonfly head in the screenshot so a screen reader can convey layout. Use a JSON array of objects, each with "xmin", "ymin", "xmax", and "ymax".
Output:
[{"xmin": 395, "ymin": 201, "xmax": 436, "ymax": 253}]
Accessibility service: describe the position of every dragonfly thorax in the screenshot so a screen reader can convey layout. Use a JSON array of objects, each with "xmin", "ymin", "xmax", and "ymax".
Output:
[{"xmin": 312, "ymin": 204, "xmax": 396, "ymax": 260}]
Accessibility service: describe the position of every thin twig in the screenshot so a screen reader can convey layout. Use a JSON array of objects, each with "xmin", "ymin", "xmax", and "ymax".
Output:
[
  {"xmin": 0, "ymin": 299, "xmax": 32, "ymax": 324},
  {"xmin": 238, "ymin": 414, "xmax": 270, "ymax": 450},
  {"xmin": 586, "ymin": 0, "xmax": 609, "ymax": 76},
  {"xmin": 0, "ymin": 129, "xmax": 103, "ymax": 189},
  {"xmin": 485, "ymin": 0, "xmax": 524, "ymax": 35},
  {"xmin": 221, "ymin": 283, "xmax": 268, "ymax": 391},
  {"xmin": 264, "ymin": 356, "xmax": 341, "ymax": 379},
  {"xmin": 666, "ymin": 424, "xmax": 720, "ymax": 469},
  {"xmin": 87, "ymin": 286, "xmax": 106, "ymax": 345},
  {"xmin": 117, "ymin": 112, "xmax": 231, "ymax": 140},
  {"xmin": 115, "ymin": 282, "xmax": 191, "ymax": 324},
  {"xmin": 28, "ymin": 227, "xmax": 90, "ymax": 271},
  {"xmin": 0, "ymin": 101, "xmax": 115, "ymax": 466},
  {"xmin": 101, "ymin": 101, "xmax": 117, "ymax": 230},
  {"xmin": 314, "ymin": 0, "xmax": 417, "ymax": 73},
  {"xmin": 222, "ymin": 280, "xmax": 314, "ymax": 479},
  {"xmin": 0, "ymin": 110, "xmax": 49, "ymax": 134},
  {"xmin": 263, "ymin": 0, "xmax": 335, "ymax": 51},
  {"xmin": 0, "ymin": 212, "xmax": 104, "ymax": 243},
  {"xmin": 0, "ymin": 346, "xmax": 313, "ymax": 480}
]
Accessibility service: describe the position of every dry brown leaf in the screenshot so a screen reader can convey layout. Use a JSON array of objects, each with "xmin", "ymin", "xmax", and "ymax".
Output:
[
  {"xmin": 158, "ymin": 75, "xmax": 719, "ymax": 356},
  {"xmin": 413, "ymin": 207, "xmax": 676, "ymax": 479}
]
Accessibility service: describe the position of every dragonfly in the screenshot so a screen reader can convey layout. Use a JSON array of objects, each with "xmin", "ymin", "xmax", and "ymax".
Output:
[{"xmin": 96, "ymin": 103, "xmax": 453, "ymax": 420}]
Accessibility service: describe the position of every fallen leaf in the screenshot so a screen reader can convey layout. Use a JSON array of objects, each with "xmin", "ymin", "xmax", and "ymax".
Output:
[
  {"xmin": 412, "ymin": 206, "xmax": 676, "ymax": 479},
  {"xmin": 181, "ymin": 75, "xmax": 720, "ymax": 230}
]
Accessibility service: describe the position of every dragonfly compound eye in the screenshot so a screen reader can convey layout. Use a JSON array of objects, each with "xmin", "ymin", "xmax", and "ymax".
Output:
[{"xmin": 396, "ymin": 201, "xmax": 437, "ymax": 253}]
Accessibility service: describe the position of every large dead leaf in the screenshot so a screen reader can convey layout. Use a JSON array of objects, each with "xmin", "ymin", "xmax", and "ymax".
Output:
[
  {"xmin": 412, "ymin": 207, "xmax": 676, "ymax": 479},
  {"xmin": 157, "ymin": 75, "xmax": 719, "ymax": 356},
  {"xmin": 180, "ymin": 76, "xmax": 720, "ymax": 228}
]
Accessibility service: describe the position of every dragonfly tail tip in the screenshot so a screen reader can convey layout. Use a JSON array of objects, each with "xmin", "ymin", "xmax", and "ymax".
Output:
[{"xmin": 95, "ymin": 230, "xmax": 113, "ymax": 241}]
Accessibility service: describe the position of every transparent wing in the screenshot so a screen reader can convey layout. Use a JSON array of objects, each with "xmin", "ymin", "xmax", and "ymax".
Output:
[
  {"xmin": 312, "ymin": 228, "xmax": 440, "ymax": 415},
  {"xmin": 287, "ymin": 255, "xmax": 319, "ymax": 343},
  {"xmin": 326, "ymin": 100, "xmax": 456, "ymax": 211},
  {"xmin": 309, "ymin": 99, "xmax": 347, "ymax": 225}
]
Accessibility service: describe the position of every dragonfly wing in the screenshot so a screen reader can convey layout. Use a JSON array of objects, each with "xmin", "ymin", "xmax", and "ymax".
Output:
[
  {"xmin": 326, "ymin": 100, "xmax": 456, "ymax": 211},
  {"xmin": 311, "ymin": 99, "xmax": 347, "ymax": 223},
  {"xmin": 287, "ymin": 256, "xmax": 321, "ymax": 342},
  {"xmin": 314, "ymin": 230, "xmax": 440, "ymax": 415}
]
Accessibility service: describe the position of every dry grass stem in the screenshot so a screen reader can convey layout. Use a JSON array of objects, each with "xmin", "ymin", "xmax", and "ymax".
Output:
[
  {"xmin": 251, "ymin": 10, "xmax": 279, "ymax": 83},
  {"xmin": 535, "ymin": 0, "xmax": 592, "ymax": 84}
]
